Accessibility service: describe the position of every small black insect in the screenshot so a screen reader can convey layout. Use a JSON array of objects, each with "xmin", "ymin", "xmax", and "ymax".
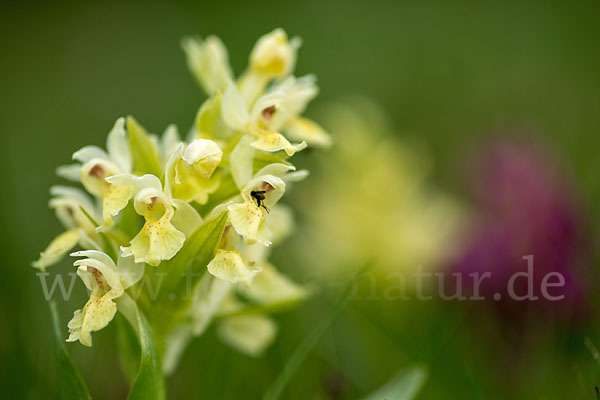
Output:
[{"xmin": 250, "ymin": 190, "xmax": 269, "ymax": 213}]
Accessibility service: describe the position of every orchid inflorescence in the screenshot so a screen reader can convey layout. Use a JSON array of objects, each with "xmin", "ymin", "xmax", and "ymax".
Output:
[{"xmin": 33, "ymin": 28, "xmax": 330, "ymax": 373}]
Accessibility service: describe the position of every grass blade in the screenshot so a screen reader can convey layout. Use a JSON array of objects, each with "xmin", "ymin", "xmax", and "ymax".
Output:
[{"xmin": 263, "ymin": 264, "xmax": 370, "ymax": 400}]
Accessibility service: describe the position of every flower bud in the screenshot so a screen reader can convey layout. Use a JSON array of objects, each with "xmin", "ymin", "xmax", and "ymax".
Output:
[{"xmin": 249, "ymin": 28, "xmax": 301, "ymax": 77}]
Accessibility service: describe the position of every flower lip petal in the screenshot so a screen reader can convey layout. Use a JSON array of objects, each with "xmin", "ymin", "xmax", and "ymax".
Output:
[
  {"xmin": 207, "ymin": 249, "xmax": 262, "ymax": 285},
  {"xmin": 228, "ymin": 201, "xmax": 272, "ymax": 246}
]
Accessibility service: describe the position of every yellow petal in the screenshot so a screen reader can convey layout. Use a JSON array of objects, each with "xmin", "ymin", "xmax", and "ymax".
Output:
[
  {"xmin": 269, "ymin": 76, "xmax": 318, "ymax": 130},
  {"xmin": 250, "ymin": 131, "xmax": 306, "ymax": 156},
  {"xmin": 217, "ymin": 315, "xmax": 277, "ymax": 357},
  {"xmin": 106, "ymin": 117, "xmax": 131, "ymax": 172},
  {"xmin": 49, "ymin": 186, "xmax": 97, "ymax": 233},
  {"xmin": 182, "ymin": 36, "xmax": 233, "ymax": 95},
  {"xmin": 228, "ymin": 201, "xmax": 271, "ymax": 246},
  {"xmin": 72, "ymin": 145, "xmax": 107, "ymax": 164},
  {"xmin": 284, "ymin": 117, "xmax": 332, "ymax": 149},
  {"xmin": 116, "ymin": 253, "xmax": 145, "ymax": 289},
  {"xmin": 221, "ymin": 81, "xmax": 250, "ymax": 131},
  {"xmin": 122, "ymin": 188, "xmax": 186, "ymax": 266},
  {"xmin": 249, "ymin": 28, "xmax": 301, "ymax": 77},
  {"xmin": 237, "ymin": 72, "xmax": 270, "ymax": 107},
  {"xmin": 172, "ymin": 172, "xmax": 221, "ymax": 204},
  {"xmin": 241, "ymin": 174, "xmax": 286, "ymax": 207},
  {"xmin": 66, "ymin": 289, "xmax": 121, "ymax": 347},
  {"xmin": 80, "ymin": 159, "xmax": 121, "ymax": 197},
  {"xmin": 165, "ymin": 140, "xmax": 222, "ymax": 204},
  {"xmin": 127, "ymin": 217, "xmax": 185, "ymax": 266},
  {"xmin": 32, "ymin": 229, "xmax": 80, "ymax": 270},
  {"xmin": 182, "ymin": 139, "xmax": 222, "ymax": 179},
  {"xmin": 72, "ymin": 250, "xmax": 123, "ymax": 291},
  {"xmin": 55, "ymin": 163, "xmax": 81, "ymax": 182},
  {"xmin": 207, "ymin": 249, "xmax": 262, "ymax": 285},
  {"xmin": 100, "ymin": 183, "xmax": 132, "ymax": 229},
  {"xmin": 230, "ymin": 135, "xmax": 255, "ymax": 189},
  {"xmin": 266, "ymin": 204, "xmax": 295, "ymax": 244},
  {"xmin": 242, "ymin": 262, "xmax": 308, "ymax": 305}
]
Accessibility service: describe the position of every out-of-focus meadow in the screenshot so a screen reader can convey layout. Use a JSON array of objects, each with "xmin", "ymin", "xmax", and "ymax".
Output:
[{"xmin": 2, "ymin": 1, "xmax": 600, "ymax": 398}]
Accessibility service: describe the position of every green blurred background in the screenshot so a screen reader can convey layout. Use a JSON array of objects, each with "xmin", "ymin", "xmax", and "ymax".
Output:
[{"xmin": 2, "ymin": 1, "xmax": 600, "ymax": 398}]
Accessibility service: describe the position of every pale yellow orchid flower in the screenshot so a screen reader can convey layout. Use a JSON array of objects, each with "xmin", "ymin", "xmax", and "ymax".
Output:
[
  {"xmin": 106, "ymin": 173, "xmax": 202, "ymax": 266},
  {"xmin": 66, "ymin": 251, "xmax": 144, "ymax": 346},
  {"xmin": 221, "ymin": 81, "xmax": 307, "ymax": 156},
  {"xmin": 57, "ymin": 118, "xmax": 133, "ymax": 231},
  {"xmin": 227, "ymin": 164, "xmax": 292, "ymax": 246},
  {"xmin": 228, "ymin": 139, "xmax": 308, "ymax": 246},
  {"xmin": 250, "ymin": 28, "xmax": 301, "ymax": 77},
  {"xmin": 206, "ymin": 224, "xmax": 262, "ymax": 286}
]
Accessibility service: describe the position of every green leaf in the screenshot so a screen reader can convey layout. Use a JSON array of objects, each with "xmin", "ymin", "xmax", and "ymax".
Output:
[
  {"xmin": 127, "ymin": 116, "xmax": 162, "ymax": 177},
  {"xmin": 49, "ymin": 301, "xmax": 91, "ymax": 400},
  {"xmin": 361, "ymin": 366, "xmax": 428, "ymax": 400},
  {"xmin": 117, "ymin": 294, "xmax": 166, "ymax": 400},
  {"xmin": 116, "ymin": 313, "xmax": 141, "ymax": 384},
  {"xmin": 263, "ymin": 264, "xmax": 371, "ymax": 400}
]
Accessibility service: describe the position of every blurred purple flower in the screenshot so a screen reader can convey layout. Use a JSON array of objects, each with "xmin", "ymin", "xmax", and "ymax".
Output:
[{"xmin": 449, "ymin": 139, "xmax": 590, "ymax": 321}]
